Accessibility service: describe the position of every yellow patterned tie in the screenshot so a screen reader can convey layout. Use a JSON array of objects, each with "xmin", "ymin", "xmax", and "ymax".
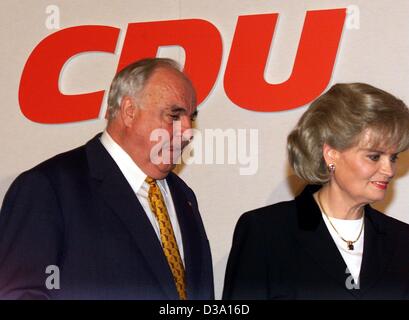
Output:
[{"xmin": 145, "ymin": 177, "xmax": 187, "ymax": 300}]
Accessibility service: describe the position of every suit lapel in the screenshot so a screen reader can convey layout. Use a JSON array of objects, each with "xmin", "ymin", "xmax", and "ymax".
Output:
[
  {"xmin": 358, "ymin": 206, "xmax": 394, "ymax": 295},
  {"xmin": 166, "ymin": 174, "xmax": 202, "ymax": 300},
  {"xmin": 85, "ymin": 134, "xmax": 178, "ymax": 299},
  {"xmin": 295, "ymin": 185, "xmax": 358, "ymax": 297}
]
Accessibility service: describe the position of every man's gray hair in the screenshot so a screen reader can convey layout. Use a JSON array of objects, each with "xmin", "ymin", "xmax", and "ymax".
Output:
[{"xmin": 106, "ymin": 58, "xmax": 182, "ymax": 121}]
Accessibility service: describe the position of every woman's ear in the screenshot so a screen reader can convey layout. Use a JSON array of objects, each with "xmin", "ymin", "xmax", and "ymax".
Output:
[{"xmin": 322, "ymin": 143, "xmax": 339, "ymax": 166}]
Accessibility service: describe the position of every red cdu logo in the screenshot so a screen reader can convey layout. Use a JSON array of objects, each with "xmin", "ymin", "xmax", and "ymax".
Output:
[{"xmin": 19, "ymin": 8, "xmax": 346, "ymax": 124}]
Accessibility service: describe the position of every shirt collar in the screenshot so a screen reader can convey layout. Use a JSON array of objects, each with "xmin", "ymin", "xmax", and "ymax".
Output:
[
  {"xmin": 100, "ymin": 130, "xmax": 147, "ymax": 193},
  {"xmin": 99, "ymin": 130, "xmax": 168, "ymax": 195}
]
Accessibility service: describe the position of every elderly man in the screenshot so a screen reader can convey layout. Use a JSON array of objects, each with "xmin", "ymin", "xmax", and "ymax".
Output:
[{"xmin": 0, "ymin": 58, "xmax": 214, "ymax": 300}]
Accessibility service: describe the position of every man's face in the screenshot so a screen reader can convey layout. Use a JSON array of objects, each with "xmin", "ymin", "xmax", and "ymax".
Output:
[{"xmin": 123, "ymin": 67, "xmax": 196, "ymax": 179}]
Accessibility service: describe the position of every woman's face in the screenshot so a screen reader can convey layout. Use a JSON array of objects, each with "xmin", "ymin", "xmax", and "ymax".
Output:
[{"xmin": 328, "ymin": 130, "xmax": 399, "ymax": 205}]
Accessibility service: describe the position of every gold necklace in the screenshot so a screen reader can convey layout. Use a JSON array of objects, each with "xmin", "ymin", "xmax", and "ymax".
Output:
[{"xmin": 316, "ymin": 191, "xmax": 364, "ymax": 251}]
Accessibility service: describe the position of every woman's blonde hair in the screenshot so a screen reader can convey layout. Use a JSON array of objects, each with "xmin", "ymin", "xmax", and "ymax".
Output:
[{"xmin": 287, "ymin": 83, "xmax": 409, "ymax": 184}]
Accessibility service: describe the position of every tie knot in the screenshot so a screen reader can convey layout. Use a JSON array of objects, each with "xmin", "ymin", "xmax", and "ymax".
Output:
[{"xmin": 145, "ymin": 176, "xmax": 156, "ymax": 186}]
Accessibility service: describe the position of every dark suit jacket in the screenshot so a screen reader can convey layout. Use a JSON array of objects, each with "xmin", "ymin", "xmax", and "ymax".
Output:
[
  {"xmin": 223, "ymin": 185, "xmax": 409, "ymax": 300},
  {"xmin": 0, "ymin": 134, "xmax": 214, "ymax": 300}
]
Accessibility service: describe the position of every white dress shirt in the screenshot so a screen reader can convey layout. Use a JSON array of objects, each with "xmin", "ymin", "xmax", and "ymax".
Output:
[
  {"xmin": 321, "ymin": 212, "xmax": 364, "ymax": 285},
  {"xmin": 100, "ymin": 131, "xmax": 185, "ymax": 265}
]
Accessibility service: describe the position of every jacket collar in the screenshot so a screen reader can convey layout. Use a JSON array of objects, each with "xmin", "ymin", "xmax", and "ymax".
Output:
[
  {"xmin": 85, "ymin": 133, "xmax": 179, "ymax": 299},
  {"xmin": 295, "ymin": 184, "xmax": 394, "ymax": 296},
  {"xmin": 85, "ymin": 133, "xmax": 207, "ymax": 299}
]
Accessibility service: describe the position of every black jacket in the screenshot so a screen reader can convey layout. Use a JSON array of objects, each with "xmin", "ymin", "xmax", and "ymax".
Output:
[
  {"xmin": 223, "ymin": 185, "xmax": 409, "ymax": 299},
  {"xmin": 0, "ymin": 134, "xmax": 214, "ymax": 299}
]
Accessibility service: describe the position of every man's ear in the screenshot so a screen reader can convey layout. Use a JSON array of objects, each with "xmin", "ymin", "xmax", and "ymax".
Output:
[
  {"xmin": 120, "ymin": 96, "xmax": 137, "ymax": 127},
  {"xmin": 322, "ymin": 143, "xmax": 340, "ymax": 166}
]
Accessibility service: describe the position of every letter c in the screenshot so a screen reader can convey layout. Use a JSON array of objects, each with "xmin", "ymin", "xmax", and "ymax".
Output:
[{"xmin": 19, "ymin": 26, "xmax": 119, "ymax": 123}]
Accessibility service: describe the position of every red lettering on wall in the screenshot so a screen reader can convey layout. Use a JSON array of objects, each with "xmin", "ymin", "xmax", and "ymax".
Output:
[
  {"xmin": 118, "ymin": 19, "xmax": 222, "ymax": 105},
  {"xmin": 18, "ymin": 9, "xmax": 346, "ymax": 123},
  {"xmin": 224, "ymin": 9, "xmax": 346, "ymax": 111},
  {"xmin": 19, "ymin": 26, "xmax": 119, "ymax": 123}
]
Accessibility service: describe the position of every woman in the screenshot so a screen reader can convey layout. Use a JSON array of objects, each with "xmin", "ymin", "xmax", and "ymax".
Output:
[{"xmin": 223, "ymin": 83, "xmax": 409, "ymax": 299}]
